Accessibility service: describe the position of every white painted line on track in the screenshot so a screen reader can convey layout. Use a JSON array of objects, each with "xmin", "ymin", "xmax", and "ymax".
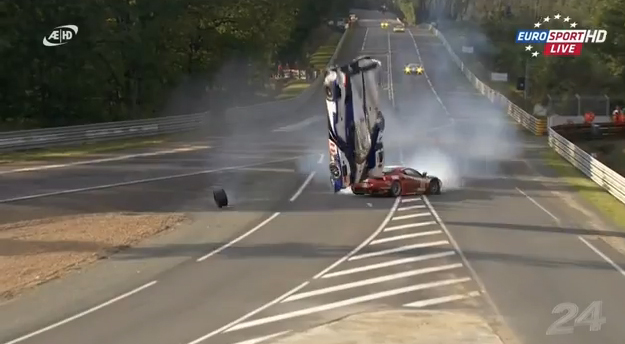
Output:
[
  {"xmin": 403, "ymin": 291, "xmax": 480, "ymax": 308},
  {"xmin": 579, "ymin": 236, "xmax": 625, "ymax": 278},
  {"xmin": 231, "ymin": 331, "xmax": 291, "ymax": 344},
  {"xmin": 361, "ymin": 28, "xmax": 368, "ymax": 50},
  {"xmin": 369, "ymin": 230, "xmax": 442, "ymax": 245},
  {"xmin": 283, "ymin": 264, "xmax": 463, "ymax": 302},
  {"xmin": 197, "ymin": 212, "xmax": 280, "ymax": 262},
  {"xmin": 321, "ymin": 251, "xmax": 456, "ymax": 278},
  {"xmin": 2, "ymin": 281, "xmax": 157, "ymax": 344},
  {"xmin": 515, "ymin": 187, "xmax": 561, "ymax": 224},
  {"xmin": 349, "ymin": 240, "xmax": 449, "ymax": 261},
  {"xmin": 186, "ymin": 281, "xmax": 310, "ymax": 344},
  {"xmin": 317, "ymin": 153, "xmax": 324, "ymax": 164},
  {"xmin": 273, "ymin": 117, "xmax": 321, "ymax": 132},
  {"xmin": 0, "ymin": 146, "xmax": 210, "ymax": 176},
  {"xmin": 392, "ymin": 212, "xmax": 431, "ymax": 221},
  {"xmin": 312, "ymin": 197, "xmax": 401, "ymax": 278},
  {"xmin": 384, "ymin": 221, "xmax": 437, "ymax": 232},
  {"xmin": 236, "ymin": 167, "xmax": 295, "ymax": 173},
  {"xmin": 225, "ymin": 278, "xmax": 471, "ymax": 332},
  {"xmin": 401, "ymin": 197, "xmax": 422, "ymax": 203},
  {"xmin": 289, "ymin": 171, "xmax": 316, "ymax": 202},
  {"xmin": 397, "ymin": 204, "xmax": 426, "ymax": 211},
  {"xmin": 0, "ymin": 156, "xmax": 306, "ymax": 204}
]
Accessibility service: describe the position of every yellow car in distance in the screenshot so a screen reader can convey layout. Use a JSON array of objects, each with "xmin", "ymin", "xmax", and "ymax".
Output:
[
  {"xmin": 393, "ymin": 25, "xmax": 405, "ymax": 32},
  {"xmin": 404, "ymin": 63, "xmax": 424, "ymax": 75},
  {"xmin": 381, "ymin": 21, "xmax": 389, "ymax": 28}
]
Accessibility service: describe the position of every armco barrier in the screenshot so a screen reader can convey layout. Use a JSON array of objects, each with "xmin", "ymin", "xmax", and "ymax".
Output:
[
  {"xmin": 549, "ymin": 124, "xmax": 625, "ymax": 204},
  {"xmin": 430, "ymin": 24, "xmax": 625, "ymax": 206},
  {"xmin": 427, "ymin": 25, "xmax": 547, "ymax": 136},
  {"xmin": 0, "ymin": 25, "xmax": 352, "ymax": 152}
]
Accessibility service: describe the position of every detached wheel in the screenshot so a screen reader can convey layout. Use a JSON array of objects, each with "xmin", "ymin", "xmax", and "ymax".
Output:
[
  {"xmin": 390, "ymin": 181, "xmax": 402, "ymax": 197},
  {"xmin": 427, "ymin": 179, "xmax": 441, "ymax": 195},
  {"xmin": 213, "ymin": 188, "xmax": 228, "ymax": 208}
]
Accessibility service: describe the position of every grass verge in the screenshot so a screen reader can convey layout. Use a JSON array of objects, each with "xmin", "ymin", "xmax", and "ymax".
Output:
[
  {"xmin": 0, "ymin": 135, "xmax": 171, "ymax": 164},
  {"xmin": 274, "ymin": 32, "xmax": 343, "ymax": 100},
  {"xmin": 542, "ymin": 149, "xmax": 625, "ymax": 230}
]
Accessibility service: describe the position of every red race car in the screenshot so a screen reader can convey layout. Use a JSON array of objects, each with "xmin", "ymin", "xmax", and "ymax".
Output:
[{"xmin": 351, "ymin": 166, "xmax": 442, "ymax": 196}]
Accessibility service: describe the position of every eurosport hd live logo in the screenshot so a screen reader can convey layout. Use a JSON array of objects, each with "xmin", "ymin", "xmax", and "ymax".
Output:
[{"xmin": 515, "ymin": 14, "xmax": 607, "ymax": 57}]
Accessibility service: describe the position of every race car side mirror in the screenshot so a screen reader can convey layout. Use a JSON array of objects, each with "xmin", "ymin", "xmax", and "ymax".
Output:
[{"xmin": 422, "ymin": 172, "xmax": 427, "ymax": 177}]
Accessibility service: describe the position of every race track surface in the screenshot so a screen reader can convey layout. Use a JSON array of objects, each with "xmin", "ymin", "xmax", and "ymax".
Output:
[{"xmin": 2, "ymin": 8, "xmax": 625, "ymax": 344}]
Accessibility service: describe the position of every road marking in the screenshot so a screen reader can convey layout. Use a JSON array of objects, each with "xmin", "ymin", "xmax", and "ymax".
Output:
[
  {"xmin": 0, "ymin": 146, "xmax": 210, "ymax": 176},
  {"xmin": 322, "ymin": 251, "xmax": 456, "ymax": 278},
  {"xmin": 397, "ymin": 204, "xmax": 426, "ymax": 211},
  {"xmin": 235, "ymin": 167, "xmax": 295, "ymax": 173},
  {"xmin": 392, "ymin": 212, "xmax": 431, "ymax": 221},
  {"xmin": 406, "ymin": 29, "xmax": 454, "ymax": 122},
  {"xmin": 0, "ymin": 156, "xmax": 305, "ymax": 204},
  {"xmin": 2, "ymin": 281, "xmax": 157, "ymax": 344},
  {"xmin": 197, "ymin": 212, "xmax": 280, "ymax": 262},
  {"xmin": 284, "ymin": 264, "xmax": 463, "ymax": 302},
  {"xmin": 231, "ymin": 331, "xmax": 291, "ymax": 344},
  {"xmin": 387, "ymin": 31, "xmax": 394, "ymax": 106},
  {"xmin": 361, "ymin": 28, "xmax": 368, "ymax": 50},
  {"xmin": 579, "ymin": 236, "xmax": 625, "ymax": 278},
  {"xmin": 273, "ymin": 117, "xmax": 321, "ymax": 132},
  {"xmin": 515, "ymin": 187, "xmax": 561, "ymax": 224},
  {"xmin": 384, "ymin": 221, "xmax": 437, "ymax": 232},
  {"xmin": 312, "ymin": 197, "xmax": 401, "ymax": 278},
  {"xmin": 401, "ymin": 197, "xmax": 422, "ymax": 203},
  {"xmin": 349, "ymin": 240, "xmax": 449, "ymax": 261},
  {"xmin": 289, "ymin": 171, "xmax": 316, "ymax": 202},
  {"xmin": 317, "ymin": 153, "xmax": 324, "ymax": 164},
  {"xmin": 225, "ymin": 278, "xmax": 471, "ymax": 332},
  {"xmin": 370, "ymin": 230, "xmax": 442, "ymax": 245},
  {"xmin": 185, "ymin": 281, "xmax": 310, "ymax": 344},
  {"xmin": 403, "ymin": 291, "xmax": 480, "ymax": 308}
]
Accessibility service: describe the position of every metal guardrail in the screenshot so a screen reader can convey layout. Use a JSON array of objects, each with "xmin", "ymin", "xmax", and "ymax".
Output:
[
  {"xmin": 549, "ymin": 124, "xmax": 625, "ymax": 204},
  {"xmin": 427, "ymin": 25, "xmax": 547, "ymax": 136},
  {"xmin": 430, "ymin": 25, "xmax": 625, "ymax": 206},
  {"xmin": 0, "ymin": 26, "xmax": 352, "ymax": 152}
]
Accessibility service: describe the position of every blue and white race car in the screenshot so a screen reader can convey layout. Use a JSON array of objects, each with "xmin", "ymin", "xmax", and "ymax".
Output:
[{"xmin": 324, "ymin": 56, "xmax": 385, "ymax": 192}]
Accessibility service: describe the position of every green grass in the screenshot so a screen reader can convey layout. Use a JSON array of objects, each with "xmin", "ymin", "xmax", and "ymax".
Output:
[
  {"xmin": 274, "ymin": 32, "xmax": 342, "ymax": 100},
  {"xmin": 543, "ymin": 149, "xmax": 625, "ymax": 230},
  {"xmin": 0, "ymin": 135, "xmax": 171, "ymax": 164}
]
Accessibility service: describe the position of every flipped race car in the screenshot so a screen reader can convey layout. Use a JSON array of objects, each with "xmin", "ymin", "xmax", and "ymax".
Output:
[
  {"xmin": 404, "ymin": 63, "xmax": 424, "ymax": 74},
  {"xmin": 351, "ymin": 166, "xmax": 442, "ymax": 196},
  {"xmin": 381, "ymin": 21, "xmax": 389, "ymax": 28},
  {"xmin": 324, "ymin": 56, "xmax": 385, "ymax": 193},
  {"xmin": 393, "ymin": 25, "xmax": 405, "ymax": 32}
]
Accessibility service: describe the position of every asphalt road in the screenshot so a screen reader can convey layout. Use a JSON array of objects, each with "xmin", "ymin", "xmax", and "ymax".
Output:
[
  {"xmin": 0, "ymin": 9, "xmax": 483, "ymax": 344},
  {"xmin": 409, "ymin": 25, "xmax": 625, "ymax": 344}
]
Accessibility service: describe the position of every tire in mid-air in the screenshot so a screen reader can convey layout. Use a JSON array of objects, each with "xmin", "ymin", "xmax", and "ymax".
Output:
[
  {"xmin": 390, "ymin": 181, "xmax": 402, "ymax": 197},
  {"xmin": 427, "ymin": 179, "xmax": 441, "ymax": 195},
  {"xmin": 213, "ymin": 188, "xmax": 229, "ymax": 208}
]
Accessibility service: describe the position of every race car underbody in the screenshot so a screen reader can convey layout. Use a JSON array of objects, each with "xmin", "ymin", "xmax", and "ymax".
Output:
[{"xmin": 324, "ymin": 56, "xmax": 385, "ymax": 192}]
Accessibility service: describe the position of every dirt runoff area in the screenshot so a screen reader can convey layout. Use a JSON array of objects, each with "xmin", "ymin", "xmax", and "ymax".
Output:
[{"xmin": 0, "ymin": 213, "xmax": 187, "ymax": 300}]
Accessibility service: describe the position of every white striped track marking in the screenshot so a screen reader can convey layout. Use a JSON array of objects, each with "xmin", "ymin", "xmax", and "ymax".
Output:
[
  {"xmin": 401, "ymin": 197, "xmax": 422, "ymax": 203},
  {"xmin": 391, "ymin": 212, "xmax": 431, "ymax": 221},
  {"xmin": 348, "ymin": 240, "xmax": 449, "ymax": 261},
  {"xmin": 369, "ymin": 230, "xmax": 443, "ymax": 245},
  {"xmin": 396, "ymin": 204, "xmax": 426, "ymax": 211},
  {"xmin": 321, "ymin": 251, "xmax": 457, "ymax": 278},
  {"xmin": 403, "ymin": 291, "xmax": 481, "ymax": 308},
  {"xmin": 230, "ymin": 331, "xmax": 291, "ymax": 344},
  {"xmin": 224, "ymin": 278, "xmax": 471, "ymax": 332},
  {"xmin": 282, "ymin": 264, "xmax": 463, "ymax": 302},
  {"xmin": 384, "ymin": 221, "xmax": 437, "ymax": 232}
]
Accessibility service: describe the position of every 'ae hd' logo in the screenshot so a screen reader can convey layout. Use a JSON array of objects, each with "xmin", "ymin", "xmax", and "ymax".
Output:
[{"xmin": 43, "ymin": 25, "xmax": 78, "ymax": 47}]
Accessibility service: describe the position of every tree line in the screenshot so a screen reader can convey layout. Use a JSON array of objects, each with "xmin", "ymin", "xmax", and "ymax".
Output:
[
  {"xmin": 0, "ymin": 0, "xmax": 351, "ymax": 130},
  {"xmin": 389, "ymin": 0, "xmax": 625, "ymax": 106}
]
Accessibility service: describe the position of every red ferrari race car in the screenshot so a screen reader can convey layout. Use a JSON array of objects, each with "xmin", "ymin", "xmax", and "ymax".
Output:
[{"xmin": 351, "ymin": 166, "xmax": 442, "ymax": 196}]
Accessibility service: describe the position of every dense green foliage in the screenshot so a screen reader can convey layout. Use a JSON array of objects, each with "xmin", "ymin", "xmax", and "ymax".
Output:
[
  {"xmin": 391, "ymin": 0, "xmax": 625, "ymax": 105},
  {"xmin": 0, "ymin": 0, "xmax": 351, "ymax": 129}
]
